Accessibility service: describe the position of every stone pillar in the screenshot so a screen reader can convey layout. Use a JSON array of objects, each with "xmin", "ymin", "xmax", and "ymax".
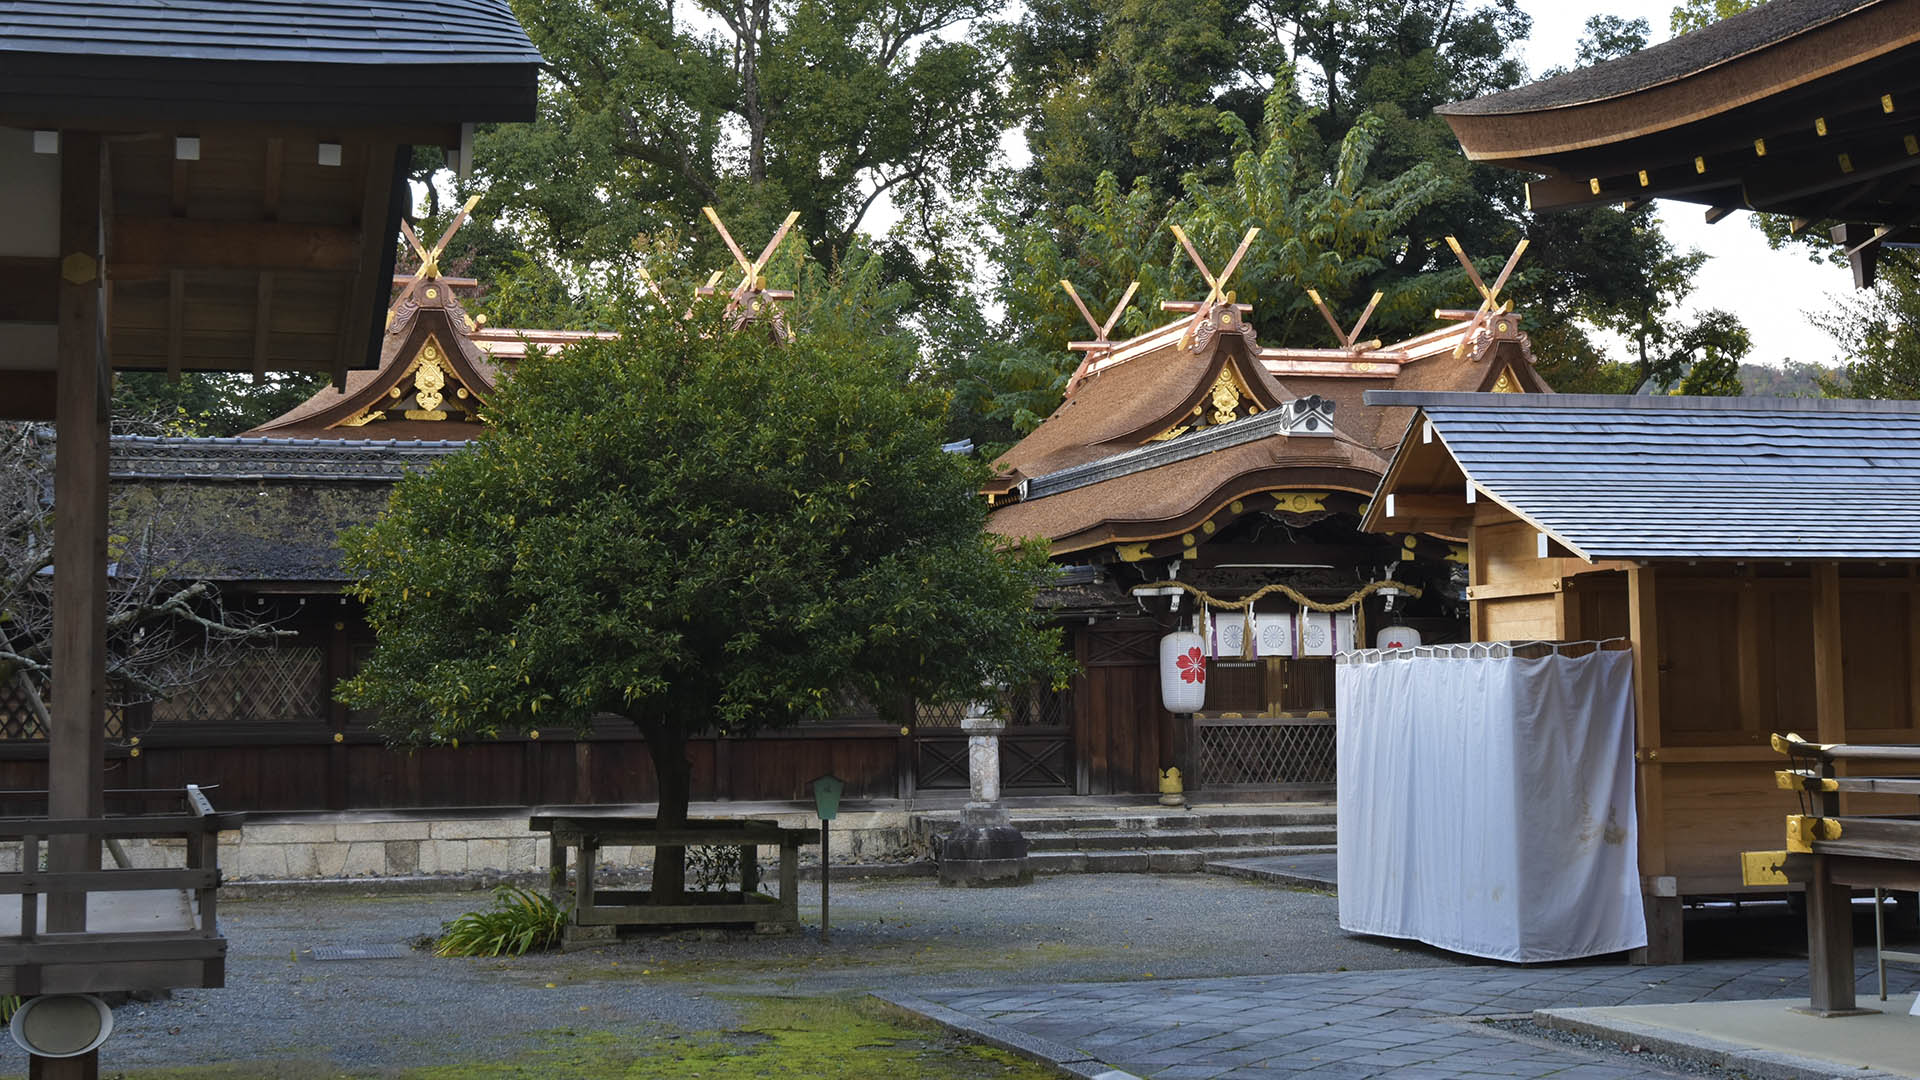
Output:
[{"xmin": 937, "ymin": 706, "xmax": 1031, "ymax": 886}]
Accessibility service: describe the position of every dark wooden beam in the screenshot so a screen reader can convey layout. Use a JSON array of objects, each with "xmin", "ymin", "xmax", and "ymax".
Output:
[
  {"xmin": 109, "ymin": 217, "xmax": 363, "ymax": 279},
  {"xmin": 336, "ymin": 141, "xmax": 401, "ymax": 386},
  {"xmin": 49, "ymin": 131, "xmax": 108, "ymax": 934}
]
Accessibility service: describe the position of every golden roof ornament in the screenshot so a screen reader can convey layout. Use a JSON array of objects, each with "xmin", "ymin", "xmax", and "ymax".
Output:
[{"xmin": 1305, "ymin": 288, "xmax": 1385, "ymax": 352}]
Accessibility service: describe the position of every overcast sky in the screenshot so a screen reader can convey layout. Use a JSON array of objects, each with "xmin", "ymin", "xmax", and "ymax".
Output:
[{"xmin": 1515, "ymin": 1, "xmax": 1855, "ymax": 369}]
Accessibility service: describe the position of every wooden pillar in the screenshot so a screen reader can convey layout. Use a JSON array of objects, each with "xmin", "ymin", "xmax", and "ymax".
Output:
[
  {"xmin": 1468, "ymin": 524, "xmax": 1489, "ymax": 642},
  {"xmin": 49, "ymin": 132, "xmax": 108, "ymax": 934},
  {"xmin": 1627, "ymin": 564, "xmax": 1680, "ymax": 963},
  {"xmin": 325, "ymin": 617, "xmax": 350, "ymax": 811},
  {"xmin": 1812, "ymin": 563, "xmax": 1846, "ymax": 746},
  {"xmin": 1736, "ymin": 572, "xmax": 1767, "ymax": 738},
  {"xmin": 1805, "ymin": 853, "xmax": 1859, "ymax": 1014},
  {"xmin": 1812, "ymin": 563, "xmax": 1847, "ymax": 812}
]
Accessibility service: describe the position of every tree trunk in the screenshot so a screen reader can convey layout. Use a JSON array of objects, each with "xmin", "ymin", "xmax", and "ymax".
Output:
[{"xmin": 643, "ymin": 720, "xmax": 692, "ymax": 903}]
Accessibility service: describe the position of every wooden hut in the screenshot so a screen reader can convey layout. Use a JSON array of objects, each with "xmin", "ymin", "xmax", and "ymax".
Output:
[
  {"xmin": 0, "ymin": 0, "xmax": 537, "ymax": 1060},
  {"xmin": 983, "ymin": 296, "xmax": 1551, "ymax": 801},
  {"xmin": 1361, "ymin": 390, "xmax": 1920, "ymax": 962}
]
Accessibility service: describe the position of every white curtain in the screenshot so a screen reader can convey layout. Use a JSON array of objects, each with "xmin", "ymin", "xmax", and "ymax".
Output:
[{"xmin": 1335, "ymin": 644, "xmax": 1646, "ymax": 962}]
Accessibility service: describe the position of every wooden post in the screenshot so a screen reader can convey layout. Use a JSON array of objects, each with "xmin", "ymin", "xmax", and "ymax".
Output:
[
  {"xmin": 1805, "ymin": 852, "xmax": 1860, "ymax": 1014},
  {"xmin": 326, "ymin": 617, "xmax": 350, "ymax": 811},
  {"xmin": 1736, "ymin": 574, "xmax": 1766, "ymax": 738},
  {"xmin": 1468, "ymin": 524, "xmax": 1489, "ymax": 642},
  {"xmin": 1627, "ymin": 565, "xmax": 1680, "ymax": 963},
  {"xmin": 818, "ymin": 821, "xmax": 830, "ymax": 944},
  {"xmin": 49, "ymin": 132, "xmax": 108, "ymax": 935}
]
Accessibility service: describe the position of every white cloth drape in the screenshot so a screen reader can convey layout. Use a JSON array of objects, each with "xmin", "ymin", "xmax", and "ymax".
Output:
[{"xmin": 1335, "ymin": 646, "xmax": 1646, "ymax": 962}]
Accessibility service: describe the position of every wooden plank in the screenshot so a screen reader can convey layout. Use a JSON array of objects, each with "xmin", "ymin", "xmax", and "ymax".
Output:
[
  {"xmin": 108, "ymin": 217, "xmax": 362, "ymax": 278},
  {"xmin": 49, "ymin": 132, "xmax": 109, "ymax": 936},
  {"xmin": 335, "ymin": 142, "xmax": 398, "ymax": 386},
  {"xmin": 0, "ymin": 869, "xmax": 217, "ymax": 895},
  {"xmin": 1812, "ymin": 564, "xmax": 1847, "ymax": 745},
  {"xmin": 1736, "ymin": 576, "xmax": 1765, "ymax": 736},
  {"xmin": 1628, "ymin": 566, "xmax": 1666, "ymax": 882},
  {"xmin": 0, "ymin": 936, "xmax": 223, "ymax": 966},
  {"xmin": 1468, "ymin": 524, "xmax": 1489, "ymax": 641},
  {"xmin": 1465, "ymin": 577, "xmax": 1563, "ymax": 602},
  {"xmin": 0, "ymin": 816, "xmax": 229, "ymax": 839}
]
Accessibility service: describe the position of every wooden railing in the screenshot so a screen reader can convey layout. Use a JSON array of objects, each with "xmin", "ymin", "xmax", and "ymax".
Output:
[
  {"xmin": 0, "ymin": 784, "xmax": 239, "ymax": 995},
  {"xmin": 1743, "ymin": 735, "xmax": 1920, "ymax": 1016}
]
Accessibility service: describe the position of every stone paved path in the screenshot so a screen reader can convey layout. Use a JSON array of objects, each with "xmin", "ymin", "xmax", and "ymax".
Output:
[{"xmin": 911, "ymin": 954, "xmax": 1920, "ymax": 1078}]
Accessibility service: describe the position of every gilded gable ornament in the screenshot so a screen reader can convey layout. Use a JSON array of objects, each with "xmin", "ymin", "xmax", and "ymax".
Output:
[{"xmin": 1490, "ymin": 365, "xmax": 1522, "ymax": 393}]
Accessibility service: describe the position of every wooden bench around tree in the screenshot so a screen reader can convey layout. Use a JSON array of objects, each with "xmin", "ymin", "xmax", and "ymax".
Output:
[{"xmin": 531, "ymin": 812, "xmax": 816, "ymax": 942}]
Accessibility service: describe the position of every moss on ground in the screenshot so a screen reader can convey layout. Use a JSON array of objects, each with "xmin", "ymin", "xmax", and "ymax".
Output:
[{"xmin": 101, "ymin": 996, "xmax": 1055, "ymax": 1080}]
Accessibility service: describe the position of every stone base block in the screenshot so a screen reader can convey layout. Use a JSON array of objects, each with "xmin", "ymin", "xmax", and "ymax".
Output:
[{"xmin": 938, "ymin": 824, "xmax": 1031, "ymax": 887}]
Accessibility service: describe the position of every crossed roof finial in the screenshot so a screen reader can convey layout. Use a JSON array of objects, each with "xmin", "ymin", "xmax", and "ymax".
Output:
[
  {"xmin": 1305, "ymin": 289, "xmax": 1385, "ymax": 353},
  {"xmin": 696, "ymin": 206, "xmax": 801, "ymax": 339},
  {"xmin": 1059, "ymin": 278, "xmax": 1139, "ymax": 394},
  {"xmin": 394, "ymin": 194, "xmax": 482, "ymax": 306},
  {"xmin": 1444, "ymin": 236, "xmax": 1529, "ymax": 358},
  {"xmin": 1164, "ymin": 225, "xmax": 1260, "ymax": 349}
]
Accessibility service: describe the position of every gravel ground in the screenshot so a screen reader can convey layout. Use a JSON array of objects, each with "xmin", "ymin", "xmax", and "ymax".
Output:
[{"xmin": 30, "ymin": 874, "xmax": 1459, "ymax": 1076}]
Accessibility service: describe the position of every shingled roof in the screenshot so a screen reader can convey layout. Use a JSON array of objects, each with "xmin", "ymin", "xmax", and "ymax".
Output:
[
  {"xmin": 986, "ymin": 304, "xmax": 1549, "ymax": 556},
  {"xmin": 1439, "ymin": 0, "xmax": 1875, "ymax": 118},
  {"xmin": 1362, "ymin": 391, "xmax": 1920, "ymax": 561},
  {"xmin": 0, "ymin": 0, "xmax": 540, "ymax": 124}
]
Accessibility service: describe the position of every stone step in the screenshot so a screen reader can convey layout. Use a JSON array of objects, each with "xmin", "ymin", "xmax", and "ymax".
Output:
[
  {"xmin": 915, "ymin": 807, "xmax": 1336, "ymax": 839},
  {"xmin": 1028, "ymin": 844, "xmax": 1337, "ymax": 875},
  {"xmin": 1019, "ymin": 825, "xmax": 1336, "ymax": 852},
  {"xmin": 1001, "ymin": 810, "xmax": 1335, "ymax": 833}
]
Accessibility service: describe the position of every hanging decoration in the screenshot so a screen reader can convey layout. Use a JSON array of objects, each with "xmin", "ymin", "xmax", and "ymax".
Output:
[{"xmin": 1159, "ymin": 628, "xmax": 1208, "ymax": 713}]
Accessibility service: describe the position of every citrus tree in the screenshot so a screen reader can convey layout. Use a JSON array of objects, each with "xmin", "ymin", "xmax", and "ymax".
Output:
[{"xmin": 337, "ymin": 268, "xmax": 1070, "ymax": 898}]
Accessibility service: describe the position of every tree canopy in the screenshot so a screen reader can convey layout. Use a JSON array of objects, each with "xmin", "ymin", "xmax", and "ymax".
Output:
[{"xmin": 337, "ymin": 262, "xmax": 1072, "ymax": 893}]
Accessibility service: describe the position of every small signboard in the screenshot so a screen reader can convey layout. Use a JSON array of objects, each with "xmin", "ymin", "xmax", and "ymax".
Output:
[{"xmin": 811, "ymin": 774, "xmax": 843, "ymax": 822}]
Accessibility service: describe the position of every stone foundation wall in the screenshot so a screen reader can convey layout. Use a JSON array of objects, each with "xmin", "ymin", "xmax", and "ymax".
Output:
[{"xmin": 0, "ymin": 809, "xmax": 921, "ymax": 881}]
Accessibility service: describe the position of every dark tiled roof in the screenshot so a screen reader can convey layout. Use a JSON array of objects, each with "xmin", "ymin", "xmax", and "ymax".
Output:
[
  {"xmin": 1373, "ymin": 391, "xmax": 1920, "ymax": 560},
  {"xmin": 0, "ymin": 1, "xmax": 542, "ymax": 65},
  {"xmin": 1439, "ymin": 0, "xmax": 1874, "ymax": 116},
  {"xmin": 111, "ymin": 435, "xmax": 468, "ymax": 482}
]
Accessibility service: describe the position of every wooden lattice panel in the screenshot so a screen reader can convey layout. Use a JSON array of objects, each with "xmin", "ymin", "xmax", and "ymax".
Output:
[{"xmin": 1197, "ymin": 717, "xmax": 1336, "ymax": 788}]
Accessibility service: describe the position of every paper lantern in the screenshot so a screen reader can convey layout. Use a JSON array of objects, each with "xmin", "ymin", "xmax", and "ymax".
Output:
[
  {"xmin": 1159, "ymin": 630, "xmax": 1207, "ymax": 712},
  {"xmin": 1375, "ymin": 625, "xmax": 1422, "ymax": 651}
]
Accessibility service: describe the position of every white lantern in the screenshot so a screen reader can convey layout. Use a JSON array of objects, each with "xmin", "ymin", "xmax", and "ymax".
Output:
[
  {"xmin": 1159, "ymin": 630, "xmax": 1208, "ymax": 712},
  {"xmin": 1375, "ymin": 625, "xmax": 1422, "ymax": 651}
]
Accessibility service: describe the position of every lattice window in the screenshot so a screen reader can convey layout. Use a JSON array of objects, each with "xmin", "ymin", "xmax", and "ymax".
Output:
[
  {"xmin": 915, "ymin": 699, "xmax": 966, "ymax": 729},
  {"xmin": 1197, "ymin": 718, "xmax": 1336, "ymax": 787},
  {"xmin": 0, "ymin": 681, "xmax": 129, "ymax": 741},
  {"xmin": 1005, "ymin": 681, "xmax": 1070, "ymax": 728},
  {"xmin": 0, "ymin": 678, "xmax": 44, "ymax": 740},
  {"xmin": 151, "ymin": 646, "xmax": 326, "ymax": 728}
]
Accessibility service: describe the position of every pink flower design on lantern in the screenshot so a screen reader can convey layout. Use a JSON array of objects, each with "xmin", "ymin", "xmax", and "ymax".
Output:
[{"xmin": 1176, "ymin": 646, "xmax": 1206, "ymax": 684}]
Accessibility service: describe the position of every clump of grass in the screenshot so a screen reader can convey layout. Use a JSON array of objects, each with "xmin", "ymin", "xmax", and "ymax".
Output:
[{"xmin": 435, "ymin": 885, "xmax": 567, "ymax": 957}]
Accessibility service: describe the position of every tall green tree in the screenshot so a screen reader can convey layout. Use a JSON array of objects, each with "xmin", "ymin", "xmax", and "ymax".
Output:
[
  {"xmin": 338, "ymin": 263, "xmax": 1071, "ymax": 899},
  {"xmin": 465, "ymin": 0, "xmax": 1010, "ymax": 307},
  {"xmin": 1816, "ymin": 258, "xmax": 1920, "ymax": 399},
  {"xmin": 966, "ymin": 84, "xmax": 1453, "ymax": 440}
]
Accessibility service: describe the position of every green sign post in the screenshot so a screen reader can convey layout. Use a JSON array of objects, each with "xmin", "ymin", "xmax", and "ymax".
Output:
[{"xmin": 811, "ymin": 774, "xmax": 843, "ymax": 943}]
